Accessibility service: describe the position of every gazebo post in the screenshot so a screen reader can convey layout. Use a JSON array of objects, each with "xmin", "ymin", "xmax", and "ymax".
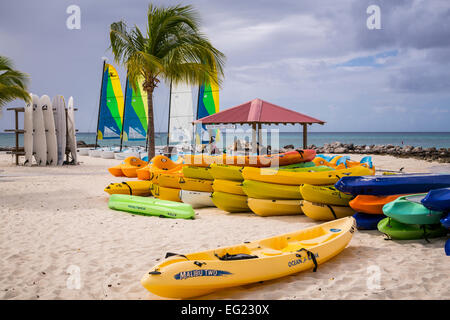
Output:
[
  {"xmin": 251, "ymin": 122, "xmax": 258, "ymax": 155},
  {"xmin": 257, "ymin": 123, "xmax": 262, "ymax": 155},
  {"xmin": 302, "ymin": 123, "xmax": 308, "ymax": 149}
]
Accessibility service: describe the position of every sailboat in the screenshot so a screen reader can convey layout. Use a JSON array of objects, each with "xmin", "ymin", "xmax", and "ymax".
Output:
[
  {"xmin": 195, "ymin": 79, "xmax": 220, "ymax": 149},
  {"xmin": 114, "ymin": 77, "xmax": 149, "ymax": 160},
  {"xmin": 167, "ymin": 81, "xmax": 195, "ymax": 152},
  {"xmin": 91, "ymin": 61, "xmax": 124, "ymax": 158}
]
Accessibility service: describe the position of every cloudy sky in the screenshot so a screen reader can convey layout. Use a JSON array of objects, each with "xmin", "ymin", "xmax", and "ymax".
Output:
[{"xmin": 1, "ymin": 0, "xmax": 449, "ymax": 132}]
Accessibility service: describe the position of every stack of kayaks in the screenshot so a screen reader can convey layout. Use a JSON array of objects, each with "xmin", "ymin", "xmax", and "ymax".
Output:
[
  {"xmin": 141, "ymin": 217, "xmax": 356, "ymax": 299},
  {"xmin": 241, "ymin": 165, "xmax": 373, "ymax": 218},
  {"xmin": 335, "ymin": 174, "xmax": 450, "ymax": 239},
  {"xmin": 153, "ymin": 172, "xmax": 183, "ymax": 202},
  {"xmin": 210, "ymin": 164, "xmax": 250, "ymax": 213},
  {"xmin": 299, "ymin": 184, "xmax": 355, "ymax": 221},
  {"xmin": 179, "ymin": 165, "xmax": 215, "ymax": 208}
]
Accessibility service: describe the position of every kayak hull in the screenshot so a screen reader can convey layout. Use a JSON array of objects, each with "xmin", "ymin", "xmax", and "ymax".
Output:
[
  {"xmin": 377, "ymin": 218, "xmax": 447, "ymax": 240},
  {"xmin": 335, "ymin": 174, "xmax": 450, "ymax": 196},
  {"xmin": 104, "ymin": 181, "xmax": 152, "ymax": 196},
  {"xmin": 383, "ymin": 194, "xmax": 444, "ymax": 225},
  {"xmin": 180, "ymin": 190, "xmax": 214, "ymax": 209},
  {"xmin": 300, "ymin": 184, "xmax": 354, "ymax": 206},
  {"xmin": 108, "ymin": 194, "xmax": 194, "ymax": 219},
  {"xmin": 242, "ymin": 180, "xmax": 302, "ymax": 200},
  {"xmin": 248, "ymin": 198, "xmax": 303, "ymax": 216},
  {"xmin": 141, "ymin": 217, "xmax": 355, "ymax": 299},
  {"xmin": 301, "ymin": 200, "xmax": 355, "ymax": 221},
  {"xmin": 211, "ymin": 192, "xmax": 251, "ymax": 213}
]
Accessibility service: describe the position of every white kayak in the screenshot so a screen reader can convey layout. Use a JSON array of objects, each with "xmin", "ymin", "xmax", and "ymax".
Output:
[{"xmin": 180, "ymin": 190, "xmax": 214, "ymax": 209}]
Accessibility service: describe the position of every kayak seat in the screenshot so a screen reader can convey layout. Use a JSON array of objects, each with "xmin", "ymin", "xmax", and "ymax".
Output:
[{"xmin": 288, "ymin": 233, "xmax": 339, "ymax": 248}]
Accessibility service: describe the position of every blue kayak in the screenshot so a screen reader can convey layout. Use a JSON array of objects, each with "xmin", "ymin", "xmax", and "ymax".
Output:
[
  {"xmin": 353, "ymin": 212, "xmax": 385, "ymax": 230},
  {"xmin": 335, "ymin": 174, "xmax": 450, "ymax": 196},
  {"xmin": 441, "ymin": 213, "xmax": 450, "ymax": 229},
  {"xmin": 421, "ymin": 187, "xmax": 450, "ymax": 212}
]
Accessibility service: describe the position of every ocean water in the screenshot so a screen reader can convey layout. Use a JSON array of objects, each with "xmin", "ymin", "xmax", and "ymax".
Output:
[{"xmin": 2, "ymin": 132, "xmax": 450, "ymax": 149}]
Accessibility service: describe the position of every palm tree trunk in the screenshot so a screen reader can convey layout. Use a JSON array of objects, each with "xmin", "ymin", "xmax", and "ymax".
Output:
[{"xmin": 146, "ymin": 88, "xmax": 155, "ymax": 161}]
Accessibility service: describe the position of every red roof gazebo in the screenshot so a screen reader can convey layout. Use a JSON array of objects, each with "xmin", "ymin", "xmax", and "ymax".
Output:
[{"xmin": 194, "ymin": 98, "xmax": 325, "ymax": 152}]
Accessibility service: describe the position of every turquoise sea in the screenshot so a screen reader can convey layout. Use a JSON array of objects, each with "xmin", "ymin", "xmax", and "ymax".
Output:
[{"xmin": 2, "ymin": 132, "xmax": 450, "ymax": 149}]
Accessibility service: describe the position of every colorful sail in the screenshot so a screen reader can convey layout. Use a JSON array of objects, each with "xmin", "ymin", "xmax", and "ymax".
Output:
[
  {"xmin": 97, "ymin": 63, "xmax": 124, "ymax": 140},
  {"xmin": 168, "ymin": 82, "xmax": 194, "ymax": 145},
  {"xmin": 122, "ymin": 77, "xmax": 148, "ymax": 141},
  {"xmin": 196, "ymin": 78, "xmax": 220, "ymax": 143}
]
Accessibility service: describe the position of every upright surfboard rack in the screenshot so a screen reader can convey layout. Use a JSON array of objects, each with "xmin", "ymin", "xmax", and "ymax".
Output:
[{"xmin": 4, "ymin": 106, "xmax": 78, "ymax": 165}]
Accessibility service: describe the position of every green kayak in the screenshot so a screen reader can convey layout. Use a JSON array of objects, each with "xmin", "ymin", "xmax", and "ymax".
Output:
[
  {"xmin": 279, "ymin": 165, "xmax": 333, "ymax": 172},
  {"xmin": 377, "ymin": 217, "xmax": 447, "ymax": 240},
  {"xmin": 383, "ymin": 194, "xmax": 443, "ymax": 225},
  {"xmin": 108, "ymin": 194, "xmax": 195, "ymax": 219},
  {"xmin": 279, "ymin": 161, "xmax": 316, "ymax": 169}
]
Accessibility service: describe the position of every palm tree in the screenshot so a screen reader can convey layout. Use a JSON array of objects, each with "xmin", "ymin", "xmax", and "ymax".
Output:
[
  {"xmin": 109, "ymin": 3, "xmax": 225, "ymax": 160},
  {"xmin": 0, "ymin": 56, "xmax": 30, "ymax": 111}
]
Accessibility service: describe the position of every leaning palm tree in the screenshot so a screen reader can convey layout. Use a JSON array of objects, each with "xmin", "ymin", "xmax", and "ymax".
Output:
[
  {"xmin": 0, "ymin": 56, "xmax": 30, "ymax": 111},
  {"xmin": 109, "ymin": 3, "xmax": 225, "ymax": 160}
]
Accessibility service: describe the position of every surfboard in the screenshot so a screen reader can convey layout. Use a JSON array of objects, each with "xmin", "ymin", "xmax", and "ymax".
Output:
[
  {"xmin": 53, "ymin": 95, "xmax": 66, "ymax": 165},
  {"xmin": 32, "ymin": 94, "xmax": 47, "ymax": 166},
  {"xmin": 24, "ymin": 93, "xmax": 34, "ymax": 166},
  {"xmin": 40, "ymin": 95, "xmax": 58, "ymax": 165},
  {"xmin": 66, "ymin": 96, "xmax": 78, "ymax": 164}
]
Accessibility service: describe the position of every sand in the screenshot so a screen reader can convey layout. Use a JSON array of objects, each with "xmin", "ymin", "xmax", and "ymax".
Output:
[{"xmin": 0, "ymin": 152, "xmax": 449, "ymax": 300}]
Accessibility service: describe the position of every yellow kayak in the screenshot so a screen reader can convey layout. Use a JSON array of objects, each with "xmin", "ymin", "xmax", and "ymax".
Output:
[
  {"xmin": 301, "ymin": 200, "xmax": 355, "ymax": 221},
  {"xmin": 242, "ymin": 180, "xmax": 302, "ymax": 199},
  {"xmin": 248, "ymin": 198, "xmax": 303, "ymax": 216},
  {"xmin": 141, "ymin": 217, "xmax": 356, "ymax": 299},
  {"xmin": 299, "ymin": 184, "xmax": 354, "ymax": 206},
  {"xmin": 153, "ymin": 185, "xmax": 181, "ymax": 202},
  {"xmin": 211, "ymin": 192, "xmax": 251, "ymax": 213},
  {"xmin": 104, "ymin": 181, "xmax": 153, "ymax": 196},
  {"xmin": 179, "ymin": 177, "xmax": 214, "ymax": 192},
  {"xmin": 182, "ymin": 165, "xmax": 214, "ymax": 180},
  {"xmin": 242, "ymin": 165, "xmax": 374, "ymax": 186},
  {"xmin": 212, "ymin": 179, "xmax": 246, "ymax": 195},
  {"xmin": 158, "ymin": 172, "xmax": 182, "ymax": 189},
  {"xmin": 210, "ymin": 163, "xmax": 244, "ymax": 181}
]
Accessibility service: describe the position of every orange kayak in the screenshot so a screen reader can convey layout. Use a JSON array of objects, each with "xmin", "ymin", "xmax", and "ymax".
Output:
[
  {"xmin": 183, "ymin": 149, "xmax": 316, "ymax": 167},
  {"xmin": 136, "ymin": 155, "xmax": 183, "ymax": 180},
  {"xmin": 313, "ymin": 157, "xmax": 375, "ymax": 173},
  {"xmin": 349, "ymin": 194, "xmax": 408, "ymax": 214},
  {"xmin": 108, "ymin": 157, "xmax": 148, "ymax": 178}
]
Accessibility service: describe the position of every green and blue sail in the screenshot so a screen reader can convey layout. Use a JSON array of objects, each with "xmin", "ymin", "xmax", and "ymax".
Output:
[
  {"xmin": 97, "ymin": 63, "xmax": 124, "ymax": 140},
  {"xmin": 122, "ymin": 77, "xmax": 148, "ymax": 141},
  {"xmin": 196, "ymin": 80, "xmax": 220, "ymax": 144}
]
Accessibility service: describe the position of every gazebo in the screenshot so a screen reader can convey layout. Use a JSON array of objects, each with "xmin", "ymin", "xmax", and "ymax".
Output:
[{"xmin": 193, "ymin": 98, "xmax": 325, "ymax": 153}]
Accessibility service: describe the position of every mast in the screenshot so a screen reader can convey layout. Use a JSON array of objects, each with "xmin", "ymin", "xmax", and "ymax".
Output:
[
  {"xmin": 196, "ymin": 84, "xmax": 201, "ymax": 147},
  {"xmin": 119, "ymin": 77, "xmax": 129, "ymax": 151},
  {"xmin": 166, "ymin": 80, "xmax": 173, "ymax": 147},
  {"xmin": 94, "ymin": 59, "xmax": 106, "ymax": 149}
]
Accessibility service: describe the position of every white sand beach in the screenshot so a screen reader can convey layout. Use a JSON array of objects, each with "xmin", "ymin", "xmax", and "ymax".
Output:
[{"xmin": 0, "ymin": 152, "xmax": 449, "ymax": 300}]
